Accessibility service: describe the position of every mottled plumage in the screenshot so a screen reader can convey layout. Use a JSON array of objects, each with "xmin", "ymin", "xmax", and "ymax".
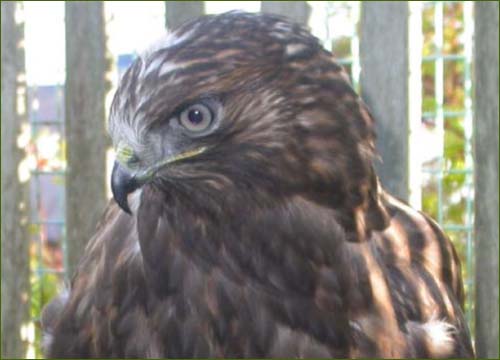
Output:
[{"xmin": 43, "ymin": 12, "xmax": 474, "ymax": 358}]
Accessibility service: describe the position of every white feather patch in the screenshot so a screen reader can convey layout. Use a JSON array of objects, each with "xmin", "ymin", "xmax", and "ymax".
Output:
[
  {"xmin": 421, "ymin": 318, "xmax": 456, "ymax": 357},
  {"xmin": 129, "ymin": 188, "xmax": 143, "ymax": 215}
]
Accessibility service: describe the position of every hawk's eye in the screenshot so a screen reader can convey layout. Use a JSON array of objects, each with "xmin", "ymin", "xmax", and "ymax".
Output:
[{"xmin": 179, "ymin": 103, "xmax": 213, "ymax": 133}]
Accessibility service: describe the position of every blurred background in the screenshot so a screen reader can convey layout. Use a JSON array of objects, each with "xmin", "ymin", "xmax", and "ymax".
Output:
[{"xmin": 1, "ymin": 1, "xmax": 498, "ymax": 358}]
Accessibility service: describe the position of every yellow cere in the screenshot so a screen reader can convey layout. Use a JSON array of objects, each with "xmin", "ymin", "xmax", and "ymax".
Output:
[{"xmin": 116, "ymin": 142, "xmax": 136, "ymax": 165}]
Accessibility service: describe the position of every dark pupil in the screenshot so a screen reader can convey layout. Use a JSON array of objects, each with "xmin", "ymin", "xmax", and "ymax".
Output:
[{"xmin": 188, "ymin": 109, "xmax": 204, "ymax": 124}]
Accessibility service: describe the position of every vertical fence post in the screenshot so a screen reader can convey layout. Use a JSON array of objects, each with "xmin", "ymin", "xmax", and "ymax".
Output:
[
  {"xmin": 474, "ymin": 2, "xmax": 499, "ymax": 358},
  {"xmin": 1, "ymin": 2, "xmax": 30, "ymax": 358},
  {"xmin": 359, "ymin": 1, "xmax": 409, "ymax": 201},
  {"xmin": 65, "ymin": 2, "xmax": 108, "ymax": 277},
  {"xmin": 261, "ymin": 1, "xmax": 311, "ymax": 26},
  {"xmin": 165, "ymin": 1, "xmax": 205, "ymax": 30}
]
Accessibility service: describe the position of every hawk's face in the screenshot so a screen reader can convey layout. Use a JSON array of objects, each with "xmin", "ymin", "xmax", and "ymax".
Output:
[{"xmin": 109, "ymin": 12, "xmax": 377, "ymax": 221}]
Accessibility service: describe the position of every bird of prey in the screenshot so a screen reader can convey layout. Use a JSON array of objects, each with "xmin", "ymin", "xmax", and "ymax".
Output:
[{"xmin": 43, "ymin": 12, "xmax": 474, "ymax": 358}]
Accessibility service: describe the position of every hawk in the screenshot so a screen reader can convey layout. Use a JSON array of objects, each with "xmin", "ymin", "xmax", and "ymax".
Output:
[{"xmin": 43, "ymin": 12, "xmax": 474, "ymax": 358}]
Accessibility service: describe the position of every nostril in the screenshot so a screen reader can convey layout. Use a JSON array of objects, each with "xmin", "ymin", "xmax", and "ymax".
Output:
[{"xmin": 127, "ymin": 153, "xmax": 141, "ymax": 169}]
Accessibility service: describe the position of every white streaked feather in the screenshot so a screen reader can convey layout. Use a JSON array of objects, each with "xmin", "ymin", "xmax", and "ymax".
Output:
[
  {"xmin": 158, "ymin": 61, "xmax": 181, "ymax": 77},
  {"xmin": 140, "ymin": 26, "xmax": 198, "ymax": 63},
  {"xmin": 285, "ymin": 43, "xmax": 308, "ymax": 57}
]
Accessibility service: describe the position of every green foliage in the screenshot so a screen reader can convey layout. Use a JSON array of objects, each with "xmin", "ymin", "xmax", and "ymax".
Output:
[
  {"xmin": 422, "ymin": 1, "xmax": 470, "ymax": 231},
  {"xmin": 331, "ymin": 36, "xmax": 351, "ymax": 59},
  {"xmin": 421, "ymin": 1, "xmax": 474, "ymax": 332},
  {"xmin": 30, "ymin": 254, "xmax": 62, "ymax": 358}
]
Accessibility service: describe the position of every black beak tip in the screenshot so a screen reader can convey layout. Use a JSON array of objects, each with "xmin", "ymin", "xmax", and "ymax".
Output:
[
  {"xmin": 114, "ymin": 193, "xmax": 132, "ymax": 215},
  {"xmin": 111, "ymin": 161, "xmax": 139, "ymax": 215}
]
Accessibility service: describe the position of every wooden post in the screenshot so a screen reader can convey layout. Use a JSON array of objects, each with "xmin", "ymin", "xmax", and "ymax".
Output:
[
  {"xmin": 359, "ymin": 1, "xmax": 409, "ymax": 201},
  {"xmin": 165, "ymin": 1, "xmax": 204, "ymax": 30},
  {"xmin": 261, "ymin": 1, "xmax": 311, "ymax": 26},
  {"xmin": 1, "ymin": 2, "xmax": 30, "ymax": 358},
  {"xmin": 65, "ymin": 2, "xmax": 108, "ymax": 276},
  {"xmin": 474, "ymin": 2, "xmax": 499, "ymax": 358}
]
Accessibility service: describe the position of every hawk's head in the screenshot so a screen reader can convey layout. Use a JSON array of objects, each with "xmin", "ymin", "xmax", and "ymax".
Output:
[{"xmin": 109, "ymin": 11, "xmax": 385, "ymax": 237}]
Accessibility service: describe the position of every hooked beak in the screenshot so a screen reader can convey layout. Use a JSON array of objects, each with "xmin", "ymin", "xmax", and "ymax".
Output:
[
  {"xmin": 111, "ymin": 161, "xmax": 143, "ymax": 214},
  {"xmin": 111, "ymin": 145, "xmax": 207, "ymax": 214}
]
